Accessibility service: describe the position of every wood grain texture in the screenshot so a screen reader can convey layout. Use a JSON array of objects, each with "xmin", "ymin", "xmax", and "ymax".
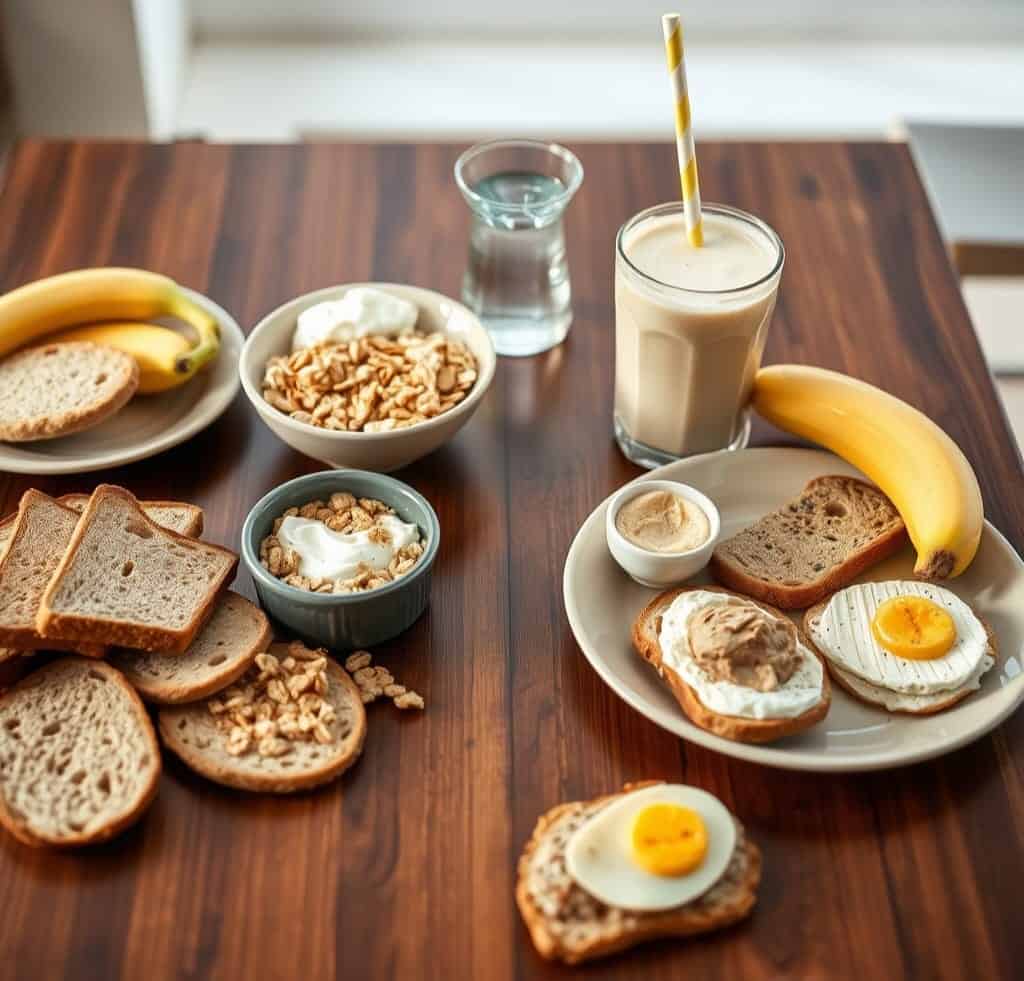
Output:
[{"xmin": 0, "ymin": 140, "xmax": 1021, "ymax": 981}]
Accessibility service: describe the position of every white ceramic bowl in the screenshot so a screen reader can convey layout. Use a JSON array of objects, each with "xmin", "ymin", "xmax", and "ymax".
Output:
[
  {"xmin": 240, "ymin": 283, "xmax": 497, "ymax": 472},
  {"xmin": 606, "ymin": 479, "xmax": 721, "ymax": 588}
]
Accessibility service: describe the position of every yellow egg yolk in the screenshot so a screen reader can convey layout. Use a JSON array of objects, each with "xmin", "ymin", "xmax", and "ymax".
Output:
[
  {"xmin": 631, "ymin": 804, "xmax": 708, "ymax": 877},
  {"xmin": 870, "ymin": 596, "xmax": 957, "ymax": 660}
]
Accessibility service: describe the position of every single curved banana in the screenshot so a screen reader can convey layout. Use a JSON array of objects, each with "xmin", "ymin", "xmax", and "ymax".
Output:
[
  {"xmin": 752, "ymin": 364, "xmax": 983, "ymax": 579},
  {"xmin": 0, "ymin": 268, "xmax": 220, "ymax": 384},
  {"xmin": 43, "ymin": 322, "xmax": 192, "ymax": 394}
]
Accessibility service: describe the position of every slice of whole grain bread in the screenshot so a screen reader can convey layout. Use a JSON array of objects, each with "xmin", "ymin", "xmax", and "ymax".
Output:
[
  {"xmin": 516, "ymin": 781, "xmax": 761, "ymax": 965},
  {"xmin": 632, "ymin": 585, "xmax": 831, "ymax": 743},
  {"xmin": 158, "ymin": 653, "xmax": 366, "ymax": 793},
  {"xmin": 110, "ymin": 592, "xmax": 271, "ymax": 704},
  {"xmin": 709, "ymin": 475, "xmax": 907, "ymax": 610},
  {"xmin": 0, "ymin": 490, "xmax": 105, "ymax": 656},
  {"xmin": 58, "ymin": 494, "xmax": 204, "ymax": 539},
  {"xmin": 37, "ymin": 485, "xmax": 237, "ymax": 653},
  {"xmin": 0, "ymin": 657, "xmax": 160, "ymax": 846},
  {"xmin": 0, "ymin": 342, "xmax": 139, "ymax": 442}
]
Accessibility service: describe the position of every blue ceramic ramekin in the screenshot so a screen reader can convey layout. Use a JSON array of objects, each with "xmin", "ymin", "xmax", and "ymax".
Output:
[{"xmin": 240, "ymin": 470, "xmax": 440, "ymax": 652}]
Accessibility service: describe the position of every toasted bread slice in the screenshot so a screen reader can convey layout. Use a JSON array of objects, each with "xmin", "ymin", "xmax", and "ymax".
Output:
[
  {"xmin": 632, "ymin": 586, "xmax": 831, "ymax": 743},
  {"xmin": 0, "ymin": 657, "xmax": 160, "ymax": 846},
  {"xmin": 158, "ymin": 651, "xmax": 366, "ymax": 793},
  {"xmin": 0, "ymin": 342, "xmax": 138, "ymax": 442},
  {"xmin": 803, "ymin": 596, "xmax": 997, "ymax": 715},
  {"xmin": 110, "ymin": 592, "xmax": 271, "ymax": 704},
  {"xmin": 37, "ymin": 485, "xmax": 237, "ymax": 653},
  {"xmin": 516, "ymin": 781, "xmax": 760, "ymax": 965},
  {"xmin": 709, "ymin": 476, "xmax": 907, "ymax": 610},
  {"xmin": 57, "ymin": 493, "xmax": 204, "ymax": 539},
  {"xmin": 0, "ymin": 491, "xmax": 105, "ymax": 656}
]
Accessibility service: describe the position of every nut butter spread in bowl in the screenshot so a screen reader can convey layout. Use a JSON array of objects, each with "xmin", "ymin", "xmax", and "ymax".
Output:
[{"xmin": 239, "ymin": 283, "xmax": 496, "ymax": 473}]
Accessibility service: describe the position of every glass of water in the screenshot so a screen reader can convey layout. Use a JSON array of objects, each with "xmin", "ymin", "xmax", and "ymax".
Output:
[{"xmin": 455, "ymin": 139, "xmax": 583, "ymax": 357}]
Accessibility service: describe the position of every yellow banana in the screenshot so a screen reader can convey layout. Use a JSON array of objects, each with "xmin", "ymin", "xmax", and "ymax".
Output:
[
  {"xmin": 752, "ymin": 365, "xmax": 983, "ymax": 579},
  {"xmin": 0, "ymin": 268, "xmax": 220, "ymax": 385},
  {"xmin": 43, "ymin": 322, "xmax": 192, "ymax": 394}
]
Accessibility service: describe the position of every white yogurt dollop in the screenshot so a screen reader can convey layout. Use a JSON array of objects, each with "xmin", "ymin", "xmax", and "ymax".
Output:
[
  {"xmin": 291, "ymin": 288, "xmax": 419, "ymax": 351},
  {"xmin": 277, "ymin": 514, "xmax": 420, "ymax": 582}
]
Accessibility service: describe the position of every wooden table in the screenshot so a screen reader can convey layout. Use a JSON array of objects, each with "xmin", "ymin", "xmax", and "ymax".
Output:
[{"xmin": 0, "ymin": 141, "xmax": 1021, "ymax": 981}]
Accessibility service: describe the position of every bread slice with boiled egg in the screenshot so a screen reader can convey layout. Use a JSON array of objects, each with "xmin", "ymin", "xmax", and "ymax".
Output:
[
  {"xmin": 516, "ymin": 781, "xmax": 760, "ymax": 965},
  {"xmin": 632, "ymin": 586, "xmax": 831, "ymax": 743},
  {"xmin": 803, "ymin": 581, "xmax": 997, "ymax": 715}
]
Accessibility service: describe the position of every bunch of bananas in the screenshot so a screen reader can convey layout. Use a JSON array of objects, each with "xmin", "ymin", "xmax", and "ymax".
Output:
[
  {"xmin": 0, "ymin": 268, "xmax": 221, "ymax": 394},
  {"xmin": 752, "ymin": 364, "xmax": 983, "ymax": 580}
]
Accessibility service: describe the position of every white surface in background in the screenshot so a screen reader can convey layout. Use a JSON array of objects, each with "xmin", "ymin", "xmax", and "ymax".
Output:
[
  {"xmin": 176, "ymin": 41, "xmax": 1024, "ymax": 141},
  {"xmin": 133, "ymin": 0, "xmax": 189, "ymax": 140},
  {"xmin": 963, "ymin": 278, "xmax": 1024, "ymax": 375}
]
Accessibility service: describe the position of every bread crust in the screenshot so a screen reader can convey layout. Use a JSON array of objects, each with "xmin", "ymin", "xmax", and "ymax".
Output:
[
  {"xmin": 0, "ymin": 342, "xmax": 139, "ymax": 442},
  {"xmin": 111, "ymin": 593, "xmax": 271, "ymax": 704},
  {"xmin": 0, "ymin": 657, "xmax": 161, "ymax": 847},
  {"xmin": 632, "ymin": 585, "xmax": 831, "ymax": 743},
  {"xmin": 802, "ymin": 596, "xmax": 999, "ymax": 716},
  {"xmin": 515, "ymin": 782, "xmax": 761, "ymax": 965},
  {"xmin": 56, "ymin": 494, "xmax": 204, "ymax": 539},
  {"xmin": 36, "ymin": 485, "xmax": 237, "ymax": 653},
  {"xmin": 709, "ymin": 476, "xmax": 908, "ymax": 610},
  {"xmin": 157, "ymin": 659, "xmax": 367, "ymax": 793}
]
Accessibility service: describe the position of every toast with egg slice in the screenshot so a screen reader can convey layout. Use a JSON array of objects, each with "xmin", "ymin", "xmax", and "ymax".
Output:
[
  {"xmin": 803, "ymin": 583, "xmax": 997, "ymax": 715},
  {"xmin": 632, "ymin": 586, "xmax": 831, "ymax": 743},
  {"xmin": 516, "ymin": 781, "xmax": 761, "ymax": 965}
]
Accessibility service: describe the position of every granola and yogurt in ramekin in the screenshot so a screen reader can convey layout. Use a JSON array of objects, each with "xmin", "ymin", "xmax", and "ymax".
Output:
[
  {"xmin": 261, "ymin": 287, "xmax": 478, "ymax": 434},
  {"xmin": 259, "ymin": 491, "xmax": 425, "ymax": 594}
]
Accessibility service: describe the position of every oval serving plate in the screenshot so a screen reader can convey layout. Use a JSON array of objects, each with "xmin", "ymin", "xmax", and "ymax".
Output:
[{"xmin": 563, "ymin": 447, "xmax": 1024, "ymax": 772}]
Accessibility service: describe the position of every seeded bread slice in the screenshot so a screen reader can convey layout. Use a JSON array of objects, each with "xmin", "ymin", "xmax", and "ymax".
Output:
[
  {"xmin": 632, "ymin": 586, "xmax": 831, "ymax": 743},
  {"xmin": 58, "ymin": 494, "xmax": 204, "ymax": 539},
  {"xmin": 516, "ymin": 781, "xmax": 761, "ymax": 965},
  {"xmin": 110, "ymin": 592, "xmax": 271, "ymax": 704},
  {"xmin": 0, "ymin": 657, "xmax": 160, "ymax": 847},
  {"xmin": 709, "ymin": 476, "xmax": 907, "ymax": 610},
  {"xmin": 0, "ymin": 491, "xmax": 105, "ymax": 656},
  {"xmin": 0, "ymin": 342, "xmax": 139, "ymax": 442},
  {"xmin": 803, "ymin": 597, "xmax": 998, "ymax": 715},
  {"xmin": 37, "ymin": 485, "xmax": 237, "ymax": 654},
  {"xmin": 158, "ymin": 654, "xmax": 366, "ymax": 793}
]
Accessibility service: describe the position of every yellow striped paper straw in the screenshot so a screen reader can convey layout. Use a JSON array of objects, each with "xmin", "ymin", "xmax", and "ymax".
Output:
[{"xmin": 662, "ymin": 13, "xmax": 703, "ymax": 247}]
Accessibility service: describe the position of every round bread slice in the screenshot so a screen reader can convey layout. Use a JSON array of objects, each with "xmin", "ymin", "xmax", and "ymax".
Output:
[
  {"xmin": 803, "ymin": 596, "xmax": 998, "ymax": 715},
  {"xmin": 0, "ymin": 342, "xmax": 139, "ymax": 442},
  {"xmin": 516, "ymin": 781, "xmax": 761, "ymax": 965},
  {"xmin": 109, "ymin": 592, "xmax": 272, "ymax": 705},
  {"xmin": 0, "ymin": 657, "xmax": 161, "ymax": 847},
  {"xmin": 158, "ymin": 653, "xmax": 366, "ymax": 793},
  {"xmin": 632, "ymin": 585, "xmax": 831, "ymax": 743}
]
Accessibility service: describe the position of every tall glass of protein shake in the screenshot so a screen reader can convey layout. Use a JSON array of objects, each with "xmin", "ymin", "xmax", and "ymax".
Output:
[{"xmin": 613, "ymin": 202, "xmax": 784, "ymax": 468}]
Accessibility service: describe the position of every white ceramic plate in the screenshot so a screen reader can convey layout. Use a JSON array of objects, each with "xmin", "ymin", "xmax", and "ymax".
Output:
[
  {"xmin": 563, "ymin": 447, "xmax": 1024, "ymax": 772},
  {"xmin": 0, "ymin": 290, "xmax": 242, "ymax": 475}
]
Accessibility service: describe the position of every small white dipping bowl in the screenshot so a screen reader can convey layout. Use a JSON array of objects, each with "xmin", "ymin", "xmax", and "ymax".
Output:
[
  {"xmin": 240, "ymin": 283, "xmax": 497, "ymax": 473},
  {"xmin": 606, "ymin": 479, "xmax": 721, "ymax": 588}
]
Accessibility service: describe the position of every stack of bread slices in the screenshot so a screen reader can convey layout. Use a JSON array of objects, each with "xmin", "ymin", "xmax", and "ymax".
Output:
[{"xmin": 0, "ymin": 484, "xmax": 365, "ymax": 849}]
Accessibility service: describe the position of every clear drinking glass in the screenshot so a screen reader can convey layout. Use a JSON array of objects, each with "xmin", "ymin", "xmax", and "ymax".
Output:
[{"xmin": 455, "ymin": 139, "xmax": 583, "ymax": 357}]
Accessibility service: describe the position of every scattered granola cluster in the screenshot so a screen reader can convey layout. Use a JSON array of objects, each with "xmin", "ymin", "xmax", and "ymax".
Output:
[
  {"xmin": 344, "ymin": 650, "xmax": 424, "ymax": 710},
  {"xmin": 262, "ymin": 331, "xmax": 477, "ymax": 433},
  {"xmin": 259, "ymin": 491, "xmax": 425, "ymax": 594},
  {"xmin": 208, "ymin": 641, "xmax": 337, "ymax": 758}
]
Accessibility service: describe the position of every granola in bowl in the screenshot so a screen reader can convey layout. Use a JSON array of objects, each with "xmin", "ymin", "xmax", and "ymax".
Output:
[
  {"xmin": 261, "ymin": 331, "xmax": 478, "ymax": 434},
  {"xmin": 259, "ymin": 491, "xmax": 425, "ymax": 594}
]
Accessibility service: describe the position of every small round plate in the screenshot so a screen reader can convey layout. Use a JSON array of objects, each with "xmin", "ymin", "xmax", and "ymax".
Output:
[
  {"xmin": 0, "ymin": 289, "xmax": 242, "ymax": 475},
  {"xmin": 563, "ymin": 447, "xmax": 1024, "ymax": 772}
]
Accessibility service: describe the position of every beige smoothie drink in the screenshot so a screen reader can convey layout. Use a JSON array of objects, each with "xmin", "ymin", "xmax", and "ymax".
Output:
[{"xmin": 614, "ymin": 203, "xmax": 783, "ymax": 467}]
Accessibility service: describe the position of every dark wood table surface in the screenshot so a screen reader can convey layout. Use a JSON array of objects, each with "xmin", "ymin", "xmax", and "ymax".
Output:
[{"xmin": 0, "ymin": 140, "xmax": 1021, "ymax": 981}]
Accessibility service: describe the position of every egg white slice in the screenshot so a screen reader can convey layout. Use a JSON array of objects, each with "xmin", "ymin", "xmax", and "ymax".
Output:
[
  {"xmin": 809, "ymin": 582, "xmax": 989, "ymax": 695},
  {"xmin": 565, "ymin": 784, "xmax": 737, "ymax": 912}
]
